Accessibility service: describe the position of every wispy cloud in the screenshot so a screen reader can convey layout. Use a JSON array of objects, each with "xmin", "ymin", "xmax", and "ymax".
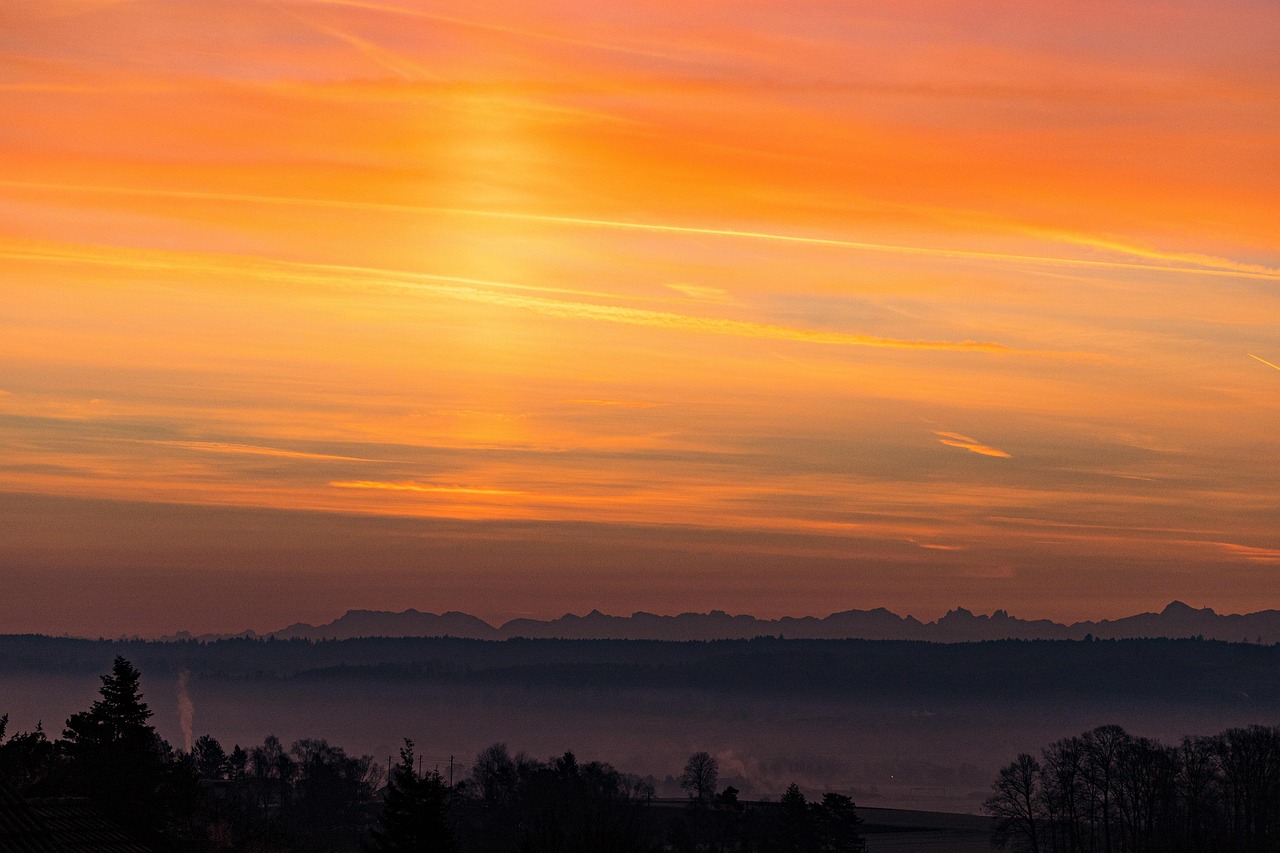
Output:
[
  {"xmin": 564, "ymin": 399, "xmax": 667, "ymax": 409},
  {"xmin": 453, "ymin": 212, "xmax": 1280, "ymax": 283},
  {"xmin": 429, "ymin": 281, "xmax": 1012, "ymax": 353},
  {"xmin": 1214, "ymin": 542, "xmax": 1280, "ymax": 563},
  {"xmin": 139, "ymin": 440, "xmax": 381, "ymax": 462},
  {"xmin": 0, "ymin": 240, "xmax": 1030, "ymax": 354},
  {"xmin": 4, "ymin": 180, "xmax": 1277, "ymax": 282},
  {"xmin": 1025, "ymin": 227, "xmax": 1280, "ymax": 279},
  {"xmin": 301, "ymin": 0, "xmax": 682, "ymax": 61},
  {"xmin": 666, "ymin": 283, "xmax": 736, "ymax": 304},
  {"xmin": 279, "ymin": 3, "xmax": 439, "ymax": 81},
  {"xmin": 935, "ymin": 431, "xmax": 1012, "ymax": 459},
  {"xmin": 330, "ymin": 480, "xmax": 522, "ymax": 496},
  {"xmin": 908, "ymin": 539, "xmax": 966, "ymax": 551}
]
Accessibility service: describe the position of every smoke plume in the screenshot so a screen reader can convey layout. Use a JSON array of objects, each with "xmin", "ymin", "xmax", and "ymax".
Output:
[{"xmin": 177, "ymin": 668, "xmax": 194, "ymax": 753}]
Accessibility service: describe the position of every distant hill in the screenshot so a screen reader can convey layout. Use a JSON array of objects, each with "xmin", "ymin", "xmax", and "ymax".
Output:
[{"xmin": 221, "ymin": 601, "xmax": 1280, "ymax": 644}]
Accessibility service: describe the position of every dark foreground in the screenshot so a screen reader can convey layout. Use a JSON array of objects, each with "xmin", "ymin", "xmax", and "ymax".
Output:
[{"xmin": 858, "ymin": 807, "xmax": 994, "ymax": 851}]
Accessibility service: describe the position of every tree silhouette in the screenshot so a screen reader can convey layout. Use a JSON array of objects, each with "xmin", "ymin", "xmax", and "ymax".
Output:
[
  {"xmin": 987, "ymin": 722, "xmax": 1280, "ymax": 853},
  {"xmin": 369, "ymin": 739, "xmax": 456, "ymax": 852},
  {"xmin": 61, "ymin": 656, "xmax": 167, "ymax": 837},
  {"xmin": 471, "ymin": 742, "xmax": 519, "ymax": 807},
  {"xmin": 768, "ymin": 785, "xmax": 866, "ymax": 853},
  {"xmin": 63, "ymin": 656, "xmax": 154, "ymax": 747},
  {"xmin": 777, "ymin": 782, "xmax": 813, "ymax": 852},
  {"xmin": 0, "ymin": 718, "xmax": 55, "ymax": 794},
  {"xmin": 248, "ymin": 733, "xmax": 298, "ymax": 828},
  {"xmin": 228, "ymin": 743, "xmax": 249, "ymax": 779},
  {"xmin": 814, "ymin": 792, "xmax": 866, "ymax": 853},
  {"xmin": 985, "ymin": 753, "xmax": 1042, "ymax": 853},
  {"xmin": 1081, "ymin": 724, "xmax": 1129, "ymax": 853},
  {"xmin": 193, "ymin": 733, "xmax": 228, "ymax": 779},
  {"xmin": 680, "ymin": 751, "xmax": 719, "ymax": 803},
  {"xmin": 291, "ymin": 737, "xmax": 379, "ymax": 850}
]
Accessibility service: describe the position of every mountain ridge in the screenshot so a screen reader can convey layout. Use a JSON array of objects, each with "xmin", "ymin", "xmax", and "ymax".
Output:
[{"xmin": 163, "ymin": 601, "xmax": 1280, "ymax": 644}]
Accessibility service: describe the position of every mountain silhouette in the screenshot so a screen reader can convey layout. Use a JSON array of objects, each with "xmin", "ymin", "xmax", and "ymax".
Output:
[
  {"xmin": 270, "ymin": 609, "xmax": 501, "ymax": 641},
  {"xmin": 232, "ymin": 601, "xmax": 1280, "ymax": 643}
]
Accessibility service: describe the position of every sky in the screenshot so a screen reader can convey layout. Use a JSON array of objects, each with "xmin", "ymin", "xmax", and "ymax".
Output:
[{"xmin": 1, "ymin": 0, "xmax": 1278, "ymax": 636}]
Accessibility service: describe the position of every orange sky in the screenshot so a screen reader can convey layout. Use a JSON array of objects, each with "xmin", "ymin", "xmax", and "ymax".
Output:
[{"xmin": 1, "ymin": 0, "xmax": 1278, "ymax": 635}]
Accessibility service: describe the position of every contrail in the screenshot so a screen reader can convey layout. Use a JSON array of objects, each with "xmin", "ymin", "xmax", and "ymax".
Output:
[
  {"xmin": 3, "ymin": 179, "xmax": 1278, "ymax": 281},
  {"xmin": 1248, "ymin": 353, "xmax": 1280, "ymax": 372}
]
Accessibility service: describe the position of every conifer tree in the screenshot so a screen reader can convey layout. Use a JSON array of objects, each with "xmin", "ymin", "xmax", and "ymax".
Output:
[
  {"xmin": 368, "ymin": 739, "xmax": 456, "ymax": 852},
  {"xmin": 777, "ymin": 783, "xmax": 813, "ymax": 852},
  {"xmin": 63, "ymin": 655, "xmax": 155, "ymax": 748},
  {"xmin": 62, "ymin": 656, "xmax": 166, "ymax": 834},
  {"xmin": 814, "ymin": 792, "xmax": 865, "ymax": 853}
]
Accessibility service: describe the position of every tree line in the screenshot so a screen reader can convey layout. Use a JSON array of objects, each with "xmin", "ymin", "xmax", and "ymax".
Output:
[
  {"xmin": 0, "ymin": 656, "xmax": 866, "ymax": 852},
  {"xmin": 985, "ymin": 723, "xmax": 1280, "ymax": 853}
]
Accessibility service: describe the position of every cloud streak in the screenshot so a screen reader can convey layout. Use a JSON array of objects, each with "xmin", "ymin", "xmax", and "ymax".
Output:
[
  {"xmin": 564, "ymin": 399, "xmax": 667, "ymax": 409},
  {"xmin": 3, "ymin": 180, "xmax": 1276, "ymax": 282},
  {"xmin": 138, "ymin": 440, "xmax": 382, "ymax": 463},
  {"xmin": 292, "ymin": 15, "xmax": 438, "ymax": 81},
  {"xmin": 0, "ymin": 240, "xmax": 1032, "ymax": 355},
  {"xmin": 301, "ymin": 0, "xmax": 682, "ymax": 61},
  {"xmin": 330, "ymin": 480, "xmax": 522, "ymax": 496},
  {"xmin": 1214, "ymin": 542, "xmax": 1280, "ymax": 563},
  {"xmin": 935, "ymin": 431, "xmax": 1013, "ymax": 459}
]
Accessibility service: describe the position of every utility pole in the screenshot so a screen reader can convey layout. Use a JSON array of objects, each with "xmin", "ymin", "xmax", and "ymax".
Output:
[{"xmin": 448, "ymin": 754, "xmax": 455, "ymax": 788}]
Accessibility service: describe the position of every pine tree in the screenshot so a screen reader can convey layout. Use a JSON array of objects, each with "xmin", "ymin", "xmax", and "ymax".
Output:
[
  {"xmin": 62, "ymin": 656, "xmax": 165, "ymax": 836},
  {"xmin": 368, "ymin": 739, "xmax": 457, "ymax": 852},
  {"xmin": 777, "ymin": 783, "xmax": 814, "ymax": 853},
  {"xmin": 64, "ymin": 656, "xmax": 155, "ymax": 748}
]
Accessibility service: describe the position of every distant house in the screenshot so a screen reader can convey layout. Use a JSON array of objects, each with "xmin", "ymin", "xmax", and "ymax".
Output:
[{"xmin": 0, "ymin": 781, "xmax": 151, "ymax": 853}]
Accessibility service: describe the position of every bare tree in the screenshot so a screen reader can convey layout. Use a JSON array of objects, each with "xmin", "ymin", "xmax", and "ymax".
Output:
[
  {"xmin": 1216, "ymin": 725, "xmax": 1280, "ymax": 849},
  {"xmin": 1082, "ymin": 724, "xmax": 1130, "ymax": 853},
  {"xmin": 1041, "ymin": 735, "xmax": 1086, "ymax": 852},
  {"xmin": 471, "ymin": 742, "xmax": 518, "ymax": 806},
  {"xmin": 985, "ymin": 753, "xmax": 1043, "ymax": 853},
  {"xmin": 680, "ymin": 751, "xmax": 719, "ymax": 803}
]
